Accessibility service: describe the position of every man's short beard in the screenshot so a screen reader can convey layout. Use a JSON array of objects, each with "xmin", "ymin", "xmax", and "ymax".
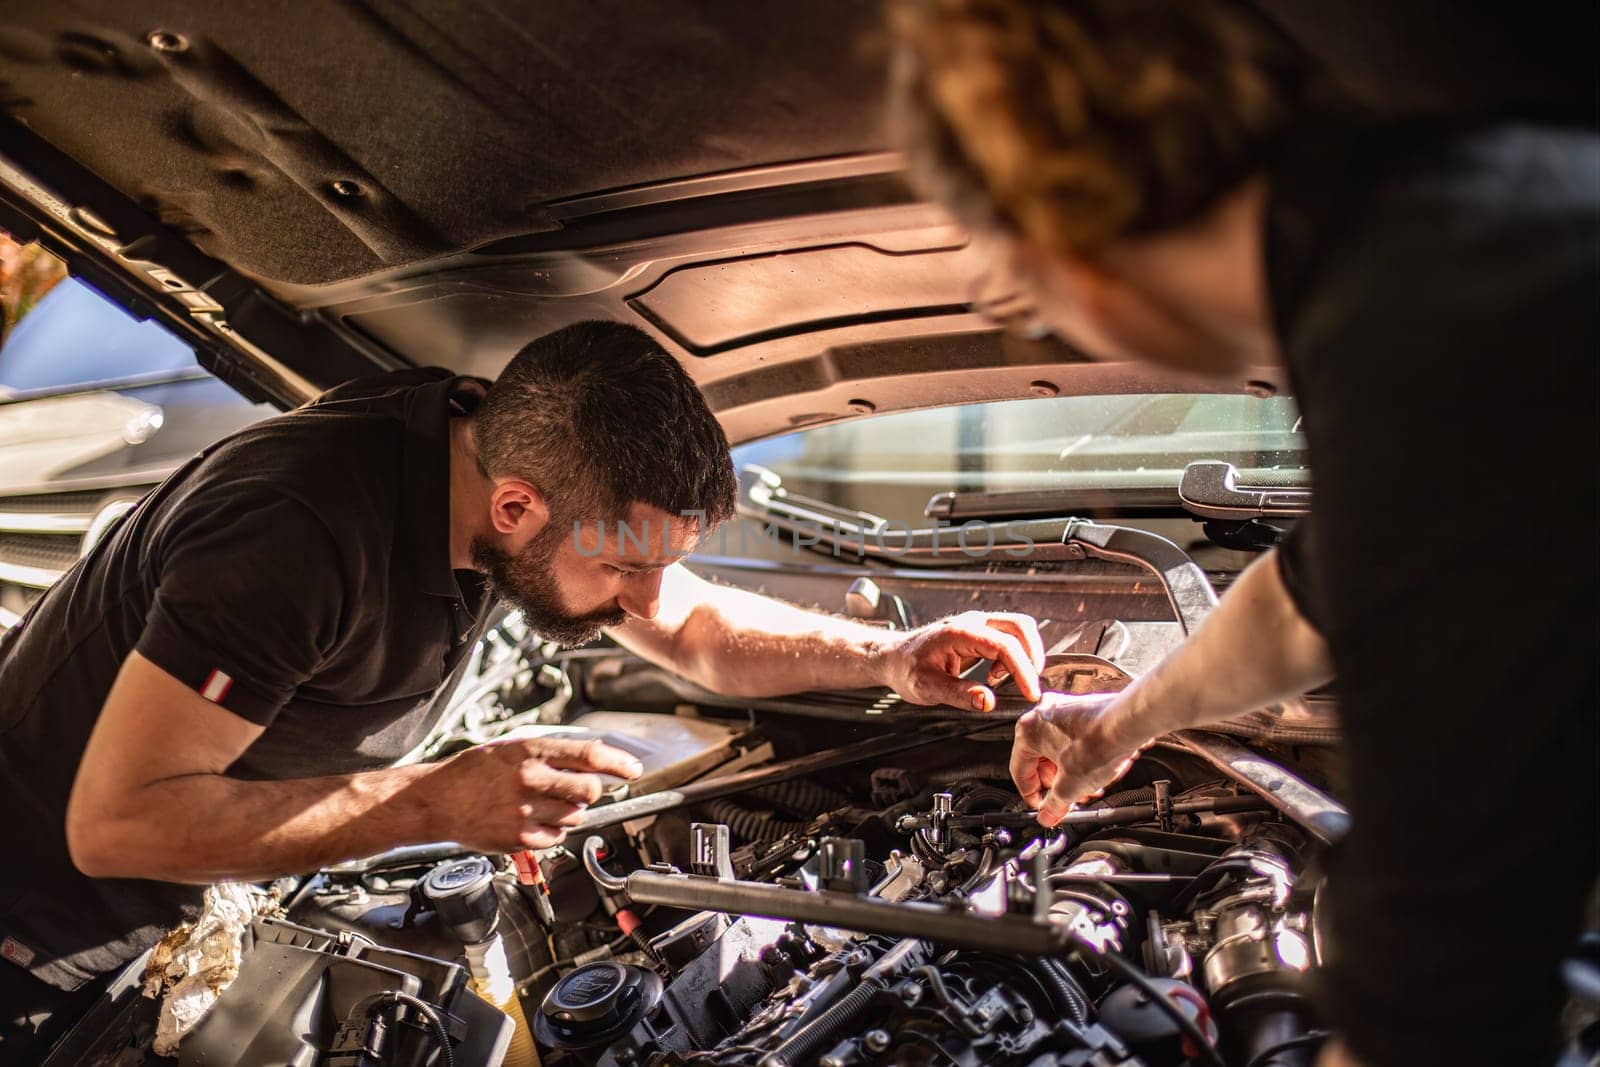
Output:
[{"xmin": 471, "ymin": 520, "xmax": 626, "ymax": 647}]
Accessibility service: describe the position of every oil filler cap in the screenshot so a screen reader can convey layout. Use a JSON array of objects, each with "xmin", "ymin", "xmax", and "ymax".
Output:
[
  {"xmin": 421, "ymin": 855, "xmax": 499, "ymax": 944},
  {"xmin": 534, "ymin": 961, "xmax": 663, "ymax": 1050}
]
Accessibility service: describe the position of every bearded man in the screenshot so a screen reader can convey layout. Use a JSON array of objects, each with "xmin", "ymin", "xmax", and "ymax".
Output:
[{"xmin": 0, "ymin": 319, "xmax": 1046, "ymax": 1056}]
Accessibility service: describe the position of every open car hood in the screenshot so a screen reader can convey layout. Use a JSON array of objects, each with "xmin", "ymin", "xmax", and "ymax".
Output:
[{"xmin": 0, "ymin": 2, "xmax": 1277, "ymax": 442}]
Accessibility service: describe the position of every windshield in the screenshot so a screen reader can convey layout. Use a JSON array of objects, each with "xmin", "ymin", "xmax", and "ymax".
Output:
[{"xmin": 732, "ymin": 393, "xmax": 1306, "ymax": 526}]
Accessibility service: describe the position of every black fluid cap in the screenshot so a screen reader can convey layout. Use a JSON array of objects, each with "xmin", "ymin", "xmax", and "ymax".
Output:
[
  {"xmin": 534, "ymin": 962, "xmax": 662, "ymax": 1051},
  {"xmin": 421, "ymin": 855, "xmax": 499, "ymax": 945}
]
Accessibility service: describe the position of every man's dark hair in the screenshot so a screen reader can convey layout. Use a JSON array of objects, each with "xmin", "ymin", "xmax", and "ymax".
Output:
[
  {"xmin": 890, "ymin": 0, "xmax": 1307, "ymax": 256},
  {"xmin": 474, "ymin": 321, "xmax": 736, "ymax": 529}
]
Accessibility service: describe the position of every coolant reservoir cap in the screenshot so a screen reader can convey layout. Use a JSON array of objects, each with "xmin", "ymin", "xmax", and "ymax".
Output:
[
  {"xmin": 535, "ymin": 961, "xmax": 663, "ymax": 1049},
  {"xmin": 421, "ymin": 855, "xmax": 499, "ymax": 944}
]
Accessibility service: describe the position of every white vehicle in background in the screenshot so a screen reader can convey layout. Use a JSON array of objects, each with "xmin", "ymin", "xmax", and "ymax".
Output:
[{"xmin": 0, "ymin": 277, "xmax": 271, "ymax": 626}]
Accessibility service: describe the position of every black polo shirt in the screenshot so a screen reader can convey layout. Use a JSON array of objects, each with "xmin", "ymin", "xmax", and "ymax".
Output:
[
  {"xmin": 0, "ymin": 368, "xmax": 493, "ymax": 990},
  {"xmin": 1267, "ymin": 120, "xmax": 1598, "ymax": 1064}
]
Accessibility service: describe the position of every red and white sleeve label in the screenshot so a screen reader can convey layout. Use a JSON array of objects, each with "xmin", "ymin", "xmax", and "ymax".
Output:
[
  {"xmin": 200, "ymin": 669, "xmax": 234, "ymax": 704},
  {"xmin": 1, "ymin": 936, "xmax": 36, "ymax": 968}
]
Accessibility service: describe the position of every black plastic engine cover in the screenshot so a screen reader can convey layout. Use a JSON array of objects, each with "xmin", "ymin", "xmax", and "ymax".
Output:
[{"xmin": 176, "ymin": 918, "xmax": 511, "ymax": 1067}]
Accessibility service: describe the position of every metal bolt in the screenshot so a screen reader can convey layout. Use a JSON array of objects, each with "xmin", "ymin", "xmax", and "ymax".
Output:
[
  {"xmin": 330, "ymin": 179, "xmax": 362, "ymax": 199},
  {"xmin": 68, "ymin": 206, "xmax": 118, "ymax": 240},
  {"xmin": 863, "ymin": 1029, "xmax": 892, "ymax": 1054},
  {"xmin": 898, "ymin": 981, "xmax": 923, "ymax": 1006},
  {"xmin": 146, "ymin": 30, "xmax": 188, "ymax": 53}
]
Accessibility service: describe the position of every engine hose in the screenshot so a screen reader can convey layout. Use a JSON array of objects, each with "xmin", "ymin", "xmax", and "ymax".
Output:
[
  {"xmin": 1091, "ymin": 786, "xmax": 1157, "ymax": 810},
  {"xmin": 615, "ymin": 908, "xmax": 669, "ymax": 975},
  {"xmin": 758, "ymin": 976, "xmax": 885, "ymax": 1067},
  {"xmin": 929, "ymin": 762, "xmax": 1013, "ymax": 784},
  {"xmin": 702, "ymin": 799, "xmax": 809, "ymax": 842},
  {"xmin": 952, "ymin": 784, "xmax": 1019, "ymax": 813},
  {"xmin": 751, "ymin": 778, "xmax": 851, "ymax": 816},
  {"xmin": 1169, "ymin": 857, "xmax": 1263, "ymax": 913},
  {"xmin": 909, "ymin": 830, "xmax": 947, "ymax": 869},
  {"xmin": 1032, "ymin": 958, "xmax": 1092, "ymax": 1027},
  {"xmin": 1212, "ymin": 717, "xmax": 1342, "ymax": 746}
]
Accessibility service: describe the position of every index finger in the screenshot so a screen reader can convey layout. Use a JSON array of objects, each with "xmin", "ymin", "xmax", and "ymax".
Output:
[
  {"xmin": 989, "ymin": 614, "xmax": 1046, "ymax": 673},
  {"xmin": 984, "ymin": 617, "xmax": 1044, "ymax": 701},
  {"xmin": 523, "ymin": 736, "xmax": 644, "ymax": 779},
  {"xmin": 959, "ymin": 627, "xmax": 1039, "ymax": 704}
]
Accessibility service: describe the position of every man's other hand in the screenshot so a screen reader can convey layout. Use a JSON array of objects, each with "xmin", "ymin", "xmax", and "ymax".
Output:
[
  {"xmin": 428, "ymin": 736, "xmax": 643, "ymax": 851},
  {"xmin": 884, "ymin": 611, "xmax": 1045, "ymax": 711},
  {"xmin": 1010, "ymin": 692, "xmax": 1145, "ymax": 825}
]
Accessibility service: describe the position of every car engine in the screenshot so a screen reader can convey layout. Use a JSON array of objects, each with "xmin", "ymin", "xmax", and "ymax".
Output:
[
  {"xmin": 51, "ymin": 703, "xmax": 1336, "ymax": 1066},
  {"xmin": 48, "ymin": 534, "xmax": 1350, "ymax": 1067},
  {"xmin": 542, "ymin": 742, "xmax": 1328, "ymax": 1067}
]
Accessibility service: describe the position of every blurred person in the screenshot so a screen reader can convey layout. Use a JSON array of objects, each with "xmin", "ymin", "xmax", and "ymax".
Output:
[{"xmin": 891, "ymin": 1, "xmax": 1598, "ymax": 1063}]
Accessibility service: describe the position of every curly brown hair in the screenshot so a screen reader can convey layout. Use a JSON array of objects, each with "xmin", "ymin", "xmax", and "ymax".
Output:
[{"xmin": 890, "ymin": 0, "xmax": 1307, "ymax": 256}]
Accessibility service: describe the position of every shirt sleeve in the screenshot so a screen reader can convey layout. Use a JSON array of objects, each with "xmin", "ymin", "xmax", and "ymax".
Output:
[{"xmin": 135, "ymin": 482, "xmax": 347, "ymax": 726}]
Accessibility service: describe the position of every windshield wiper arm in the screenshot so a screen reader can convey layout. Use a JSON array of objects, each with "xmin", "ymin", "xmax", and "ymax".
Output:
[
  {"xmin": 1177, "ymin": 461, "xmax": 1310, "ymax": 519},
  {"xmin": 740, "ymin": 464, "xmax": 892, "ymax": 534}
]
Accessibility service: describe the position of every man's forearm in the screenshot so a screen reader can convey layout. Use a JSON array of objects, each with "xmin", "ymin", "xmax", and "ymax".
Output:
[
  {"xmin": 652, "ymin": 577, "xmax": 896, "ymax": 697},
  {"xmin": 612, "ymin": 565, "xmax": 1043, "ymax": 707},
  {"xmin": 70, "ymin": 762, "xmax": 440, "ymax": 884},
  {"xmin": 1102, "ymin": 550, "xmax": 1333, "ymax": 747}
]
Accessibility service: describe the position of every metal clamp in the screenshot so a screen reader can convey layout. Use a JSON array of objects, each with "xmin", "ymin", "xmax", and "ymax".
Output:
[
  {"xmin": 818, "ymin": 837, "xmax": 868, "ymax": 894},
  {"xmin": 690, "ymin": 823, "xmax": 736, "ymax": 882},
  {"xmin": 929, "ymin": 793, "xmax": 954, "ymax": 850}
]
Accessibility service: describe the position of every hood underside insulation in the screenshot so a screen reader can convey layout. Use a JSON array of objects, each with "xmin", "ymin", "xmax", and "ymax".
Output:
[{"xmin": 0, "ymin": 1, "xmax": 890, "ymax": 285}]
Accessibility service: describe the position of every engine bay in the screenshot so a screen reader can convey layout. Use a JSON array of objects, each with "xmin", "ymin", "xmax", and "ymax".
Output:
[
  {"xmin": 48, "ymin": 529, "xmax": 1348, "ymax": 1067},
  {"xmin": 558, "ymin": 738, "xmax": 1328, "ymax": 1067},
  {"xmin": 54, "ymin": 727, "xmax": 1335, "ymax": 1066}
]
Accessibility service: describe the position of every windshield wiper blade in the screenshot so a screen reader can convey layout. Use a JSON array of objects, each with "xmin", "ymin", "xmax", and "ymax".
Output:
[
  {"xmin": 925, "ymin": 461, "xmax": 1311, "ymax": 522},
  {"xmin": 923, "ymin": 484, "xmax": 1183, "ymax": 521}
]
